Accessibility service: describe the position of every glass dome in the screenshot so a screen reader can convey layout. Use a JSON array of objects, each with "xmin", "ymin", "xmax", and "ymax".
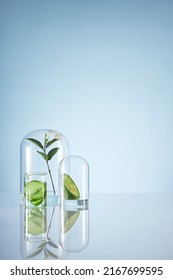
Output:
[{"xmin": 20, "ymin": 129, "xmax": 69, "ymax": 207}]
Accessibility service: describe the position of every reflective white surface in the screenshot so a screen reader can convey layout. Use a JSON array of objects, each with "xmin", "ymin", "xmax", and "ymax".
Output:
[{"xmin": 0, "ymin": 193, "xmax": 173, "ymax": 259}]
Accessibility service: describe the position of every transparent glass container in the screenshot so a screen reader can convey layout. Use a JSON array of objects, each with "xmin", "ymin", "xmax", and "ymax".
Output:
[
  {"xmin": 58, "ymin": 155, "xmax": 89, "ymax": 252},
  {"xmin": 20, "ymin": 129, "xmax": 69, "ymax": 207}
]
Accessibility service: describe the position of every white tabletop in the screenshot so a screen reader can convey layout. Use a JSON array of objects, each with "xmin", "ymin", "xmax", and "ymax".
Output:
[{"xmin": 0, "ymin": 193, "xmax": 173, "ymax": 260}]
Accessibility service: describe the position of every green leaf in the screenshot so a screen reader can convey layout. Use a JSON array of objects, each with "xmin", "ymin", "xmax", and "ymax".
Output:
[
  {"xmin": 48, "ymin": 148, "xmax": 59, "ymax": 161},
  {"xmin": 48, "ymin": 239, "xmax": 60, "ymax": 249},
  {"xmin": 46, "ymin": 138, "xmax": 58, "ymax": 148},
  {"xmin": 37, "ymin": 241, "xmax": 48, "ymax": 249},
  {"xmin": 45, "ymin": 248, "xmax": 60, "ymax": 259},
  {"xmin": 37, "ymin": 151, "xmax": 48, "ymax": 161},
  {"xmin": 27, "ymin": 138, "xmax": 43, "ymax": 149},
  {"xmin": 26, "ymin": 247, "xmax": 43, "ymax": 259}
]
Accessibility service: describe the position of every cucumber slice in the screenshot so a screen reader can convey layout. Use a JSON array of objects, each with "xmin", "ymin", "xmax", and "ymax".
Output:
[
  {"xmin": 30, "ymin": 198, "xmax": 44, "ymax": 207},
  {"xmin": 63, "ymin": 174, "xmax": 80, "ymax": 200},
  {"xmin": 24, "ymin": 180, "xmax": 46, "ymax": 206}
]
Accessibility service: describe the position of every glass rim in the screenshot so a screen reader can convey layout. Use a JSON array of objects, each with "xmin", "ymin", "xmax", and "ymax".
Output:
[{"xmin": 24, "ymin": 172, "xmax": 47, "ymax": 176}]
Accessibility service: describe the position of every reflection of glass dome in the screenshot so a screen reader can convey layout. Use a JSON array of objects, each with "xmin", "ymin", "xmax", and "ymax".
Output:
[
  {"xmin": 59, "ymin": 206, "xmax": 89, "ymax": 252},
  {"xmin": 20, "ymin": 129, "xmax": 69, "ymax": 206}
]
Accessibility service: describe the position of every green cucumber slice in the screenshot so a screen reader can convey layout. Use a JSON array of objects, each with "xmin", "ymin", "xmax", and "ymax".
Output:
[
  {"xmin": 63, "ymin": 174, "xmax": 80, "ymax": 200},
  {"xmin": 24, "ymin": 180, "xmax": 46, "ymax": 206}
]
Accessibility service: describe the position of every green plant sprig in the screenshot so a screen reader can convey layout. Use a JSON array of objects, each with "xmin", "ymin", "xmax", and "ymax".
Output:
[{"xmin": 27, "ymin": 133, "xmax": 59, "ymax": 194}]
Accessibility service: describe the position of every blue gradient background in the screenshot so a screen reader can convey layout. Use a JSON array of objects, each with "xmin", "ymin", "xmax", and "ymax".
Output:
[{"xmin": 0, "ymin": 0, "xmax": 173, "ymax": 193}]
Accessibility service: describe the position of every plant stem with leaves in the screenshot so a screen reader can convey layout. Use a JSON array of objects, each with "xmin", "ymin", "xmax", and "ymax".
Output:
[{"xmin": 27, "ymin": 133, "xmax": 59, "ymax": 194}]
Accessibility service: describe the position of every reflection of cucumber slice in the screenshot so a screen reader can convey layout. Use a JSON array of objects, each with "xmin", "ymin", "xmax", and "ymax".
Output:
[
  {"xmin": 63, "ymin": 174, "xmax": 80, "ymax": 200},
  {"xmin": 25, "ymin": 208, "xmax": 46, "ymax": 235},
  {"xmin": 24, "ymin": 180, "xmax": 46, "ymax": 206},
  {"xmin": 64, "ymin": 211, "xmax": 80, "ymax": 233}
]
